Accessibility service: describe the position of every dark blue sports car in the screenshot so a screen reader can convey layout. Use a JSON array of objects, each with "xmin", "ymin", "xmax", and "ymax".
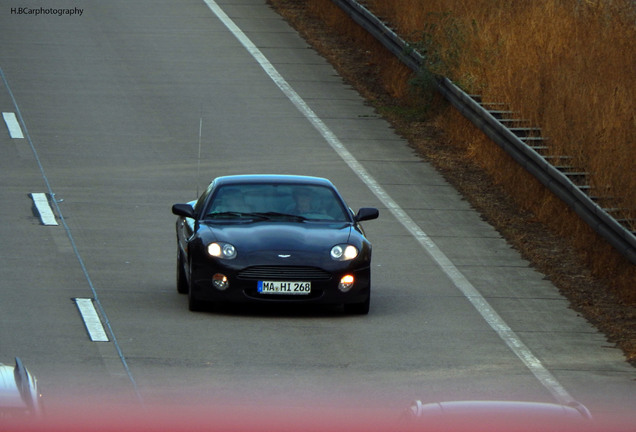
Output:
[{"xmin": 171, "ymin": 175, "xmax": 379, "ymax": 314}]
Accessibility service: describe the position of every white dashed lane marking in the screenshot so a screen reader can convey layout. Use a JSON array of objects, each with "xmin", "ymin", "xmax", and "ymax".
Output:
[
  {"xmin": 74, "ymin": 298, "xmax": 109, "ymax": 342},
  {"xmin": 30, "ymin": 193, "xmax": 58, "ymax": 226},
  {"xmin": 2, "ymin": 112, "xmax": 24, "ymax": 138}
]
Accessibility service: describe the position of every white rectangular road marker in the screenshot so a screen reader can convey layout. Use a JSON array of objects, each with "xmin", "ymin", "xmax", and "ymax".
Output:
[
  {"xmin": 30, "ymin": 193, "xmax": 58, "ymax": 226},
  {"xmin": 74, "ymin": 298, "xmax": 109, "ymax": 342},
  {"xmin": 2, "ymin": 112, "xmax": 24, "ymax": 138}
]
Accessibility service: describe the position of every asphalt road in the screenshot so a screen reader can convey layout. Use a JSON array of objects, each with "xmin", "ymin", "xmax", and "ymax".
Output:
[{"xmin": 0, "ymin": 0, "xmax": 634, "ymax": 424}]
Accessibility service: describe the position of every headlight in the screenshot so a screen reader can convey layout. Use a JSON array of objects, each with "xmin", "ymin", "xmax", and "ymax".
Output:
[
  {"xmin": 330, "ymin": 244, "xmax": 359, "ymax": 261},
  {"xmin": 207, "ymin": 242, "xmax": 237, "ymax": 259}
]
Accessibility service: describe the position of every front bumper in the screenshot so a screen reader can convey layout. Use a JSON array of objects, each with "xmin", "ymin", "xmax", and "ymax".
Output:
[{"xmin": 189, "ymin": 257, "xmax": 371, "ymax": 305}]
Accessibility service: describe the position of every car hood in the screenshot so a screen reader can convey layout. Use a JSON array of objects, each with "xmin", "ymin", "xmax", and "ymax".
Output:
[{"xmin": 202, "ymin": 222, "xmax": 352, "ymax": 253}]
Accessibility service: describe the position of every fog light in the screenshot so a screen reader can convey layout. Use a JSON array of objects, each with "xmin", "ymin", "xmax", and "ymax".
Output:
[
  {"xmin": 338, "ymin": 274, "xmax": 354, "ymax": 292},
  {"xmin": 212, "ymin": 273, "xmax": 229, "ymax": 290}
]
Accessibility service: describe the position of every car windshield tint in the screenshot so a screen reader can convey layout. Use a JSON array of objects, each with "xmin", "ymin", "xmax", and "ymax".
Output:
[{"xmin": 204, "ymin": 184, "xmax": 350, "ymax": 222}]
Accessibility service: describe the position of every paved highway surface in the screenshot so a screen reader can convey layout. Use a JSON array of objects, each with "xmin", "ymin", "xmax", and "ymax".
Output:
[{"xmin": 0, "ymin": 0, "xmax": 633, "ymax": 424}]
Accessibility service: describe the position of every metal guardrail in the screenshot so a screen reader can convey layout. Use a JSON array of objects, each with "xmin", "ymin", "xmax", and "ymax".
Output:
[{"xmin": 331, "ymin": 0, "xmax": 636, "ymax": 264}]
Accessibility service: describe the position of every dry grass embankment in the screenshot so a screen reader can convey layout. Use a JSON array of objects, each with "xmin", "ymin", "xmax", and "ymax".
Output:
[
  {"xmin": 364, "ymin": 0, "xmax": 636, "ymax": 294},
  {"xmin": 268, "ymin": 0, "xmax": 635, "ymax": 362},
  {"xmin": 369, "ymin": 0, "xmax": 636, "ymax": 226}
]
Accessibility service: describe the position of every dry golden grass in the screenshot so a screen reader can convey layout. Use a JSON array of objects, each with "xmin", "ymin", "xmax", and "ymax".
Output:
[
  {"xmin": 368, "ymin": 0, "xmax": 636, "ymax": 231},
  {"xmin": 361, "ymin": 0, "xmax": 636, "ymax": 299}
]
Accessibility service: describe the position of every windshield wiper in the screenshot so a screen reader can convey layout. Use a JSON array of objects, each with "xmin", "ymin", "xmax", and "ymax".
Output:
[
  {"xmin": 205, "ymin": 211, "xmax": 307, "ymax": 222},
  {"xmin": 205, "ymin": 212, "xmax": 269, "ymax": 220},
  {"xmin": 252, "ymin": 212, "xmax": 307, "ymax": 221}
]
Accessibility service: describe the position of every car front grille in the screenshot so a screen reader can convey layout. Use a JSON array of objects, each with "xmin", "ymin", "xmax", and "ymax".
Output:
[{"xmin": 237, "ymin": 266, "xmax": 332, "ymax": 281}]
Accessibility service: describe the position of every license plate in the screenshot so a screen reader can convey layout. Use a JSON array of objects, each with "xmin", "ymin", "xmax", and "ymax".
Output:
[{"xmin": 257, "ymin": 281, "xmax": 311, "ymax": 295}]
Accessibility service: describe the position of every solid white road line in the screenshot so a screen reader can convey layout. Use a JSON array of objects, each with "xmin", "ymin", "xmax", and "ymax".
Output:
[
  {"xmin": 203, "ymin": 0, "xmax": 577, "ymax": 405},
  {"xmin": 30, "ymin": 193, "xmax": 58, "ymax": 226},
  {"xmin": 2, "ymin": 112, "xmax": 24, "ymax": 138},
  {"xmin": 74, "ymin": 298, "xmax": 109, "ymax": 342}
]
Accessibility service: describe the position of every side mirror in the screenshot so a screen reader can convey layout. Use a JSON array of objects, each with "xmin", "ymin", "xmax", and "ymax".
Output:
[
  {"xmin": 172, "ymin": 203, "xmax": 196, "ymax": 219},
  {"xmin": 355, "ymin": 207, "xmax": 379, "ymax": 222}
]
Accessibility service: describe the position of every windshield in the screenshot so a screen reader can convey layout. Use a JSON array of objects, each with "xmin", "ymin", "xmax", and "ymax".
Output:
[{"xmin": 203, "ymin": 183, "xmax": 351, "ymax": 222}]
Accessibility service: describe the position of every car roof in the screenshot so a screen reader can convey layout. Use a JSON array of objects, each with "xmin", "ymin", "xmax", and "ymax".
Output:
[
  {"xmin": 407, "ymin": 400, "xmax": 591, "ymax": 420},
  {"xmin": 212, "ymin": 174, "xmax": 335, "ymax": 188},
  {"xmin": 0, "ymin": 363, "xmax": 26, "ymax": 409}
]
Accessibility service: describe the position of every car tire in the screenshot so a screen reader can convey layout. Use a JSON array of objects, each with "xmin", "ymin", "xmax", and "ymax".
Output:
[
  {"xmin": 188, "ymin": 287, "xmax": 205, "ymax": 312},
  {"xmin": 176, "ymin": 249, "xmax": 188, "ymax": 294},
  {"xmin": 344, "ymin": 295, "xmax": 370, "ymax": 315}
]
